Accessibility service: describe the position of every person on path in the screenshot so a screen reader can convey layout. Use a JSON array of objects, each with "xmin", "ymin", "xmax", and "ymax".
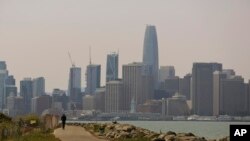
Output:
[{"xmin": 61, "ymin": 114, "xmax": 67, "ymax": 130}]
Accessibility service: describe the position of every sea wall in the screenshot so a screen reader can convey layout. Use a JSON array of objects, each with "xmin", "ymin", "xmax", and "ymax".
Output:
[{"xmin": 66, "ymin": 122, "xmax": 230, "ymax": 141}]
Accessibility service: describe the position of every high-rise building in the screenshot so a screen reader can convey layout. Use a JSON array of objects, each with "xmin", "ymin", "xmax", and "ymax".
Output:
[
  {"xmin": 122, "ymin": 62, "xmax": 154, "ymax": 112},
  {"xmin": 20, "ymin": 78, "xmax": 33, "ymax": 114},
  {"xmin": 219, "ymin": 76, "xmax": 247, "ymax": 116},
  {"xmin": 105, "ymin": 80, "xmax": 123, "ymax": 113},
  {"xmin": 32, "ymin": 77, "xmax": 45, "ymax": 97},
  {"xmin": 85, "ymin": 64, "xmax": 101, "ymax": 94},
  {"xmin": 0, "ymin": 61, "xmax": 6, "ymax": 70},
  {"xmin": 106, "ymin": 52, "xmax": 118, "ymax": 82},
  {"xmin": 143, "ymin": 25, "xmax": 159, "ymax": 89},
  {"xmin": 4, "ymin": 75, "xmax": 17, "ymax": 108},
  {"xmin": 192, "ymin": 63, "xmax": 222, "ymax": 116},
  {"xmin": 0, "ymin": 61, "xmax": 8, "ymax": 110},
  {"xmin": 31, "ymin": 95, "xmax": 52, "ymax": 116},
  {"xmin": 161, "ymin": 76, "xmax": 180, "ymax": 97},
  {"xmin": 213, "ymin": 71, "xmax": 227, "ymax": 116},
  {"xmin": 164, "ymin": 93, "xmax": 190, "ymax": 116},
  {"xmin": 94, "ymin": 88, "xmax": 105, "ymax": 112},
  {"xmin": 68, "ymin": 67, "xmax": 82, "ymax": 106},
  {"xmin": 159, "ymin": 66, "xmax": 175, "ymax": 82},
  {"xmin": 7, "ymin": 96, "xmax": 24, "ymax": 117},
  {"xmin": 52, "ymin": 89, "xmax": 68, "ymax": 110},
  {"xmin": 180, "ymin": 74, "xmax": 192, "ymax": 100}
]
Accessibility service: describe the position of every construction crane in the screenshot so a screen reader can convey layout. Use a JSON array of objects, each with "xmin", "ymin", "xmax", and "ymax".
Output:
[{"xmin": 68, "ymin": 52, "xmax": 75, "ymax": 67}]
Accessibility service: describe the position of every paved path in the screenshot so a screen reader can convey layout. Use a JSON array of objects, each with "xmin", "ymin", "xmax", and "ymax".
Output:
[{"xmin": 54, "ymin": 126, "xmax": 108, "ymax": 141}]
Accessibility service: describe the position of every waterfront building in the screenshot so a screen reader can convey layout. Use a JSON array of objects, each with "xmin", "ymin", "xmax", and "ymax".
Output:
[
  {"xmin": 143, "ymin": 25, "xmax": 159, "ymax": 89},
  {"xmin": 219, "ymin": 76, "xmax": 247, "ymax": 116},
  {"xmin": 122, "ymin": 62, "xmax": 154, "ymax": 112},
  {"xmin": 20, "ymin": 78, "xmax": 33, "ymax": 114},
  {"xmin": 82, "ymin": 95, "xmax": 95, "ymax": 110},
  {"xmin": 106, "ymin": 52, "xmax": 118, "ymax": 82},
  {"xmin": 94, "ymin": 88, "xmax": 105, "ymax": 112},
  {"xmin": 32, "ymin": 77, "xmax": 45, "ymax": 97},
  {"xmin": 159, "ymin": 66, "xmax": 175, "ymax": 82},
  {"xmin": 192, "ymin": 63, "xmax": 222, "ymax": 116},
  {"xmin": 137, "ymin": 100, "xmax": 162, "ymax": 114},
  {"xmin": 105, "ymin": 80, "xmax": 123, "ymax": 113},
  {"xmin": 165, "ymin": 93, "xmax": 189, "ymax": 116},
  {"xmin": 213, "ymin": 71, "xmax": 227, "ymax": 116},
  {"xmin": 85, "ymin": 64, "xmax": 101, "ymax": 94}
]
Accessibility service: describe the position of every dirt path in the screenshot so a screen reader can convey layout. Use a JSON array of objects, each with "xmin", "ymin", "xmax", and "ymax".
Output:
[{"xmin": 54, "ymin": 126, "xmax": 108, "ymax": 141}]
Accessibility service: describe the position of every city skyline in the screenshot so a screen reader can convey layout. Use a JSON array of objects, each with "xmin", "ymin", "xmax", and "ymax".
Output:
[{"xmin": 1, "ymin": 0, "xmax": 250, "ymax": 92}]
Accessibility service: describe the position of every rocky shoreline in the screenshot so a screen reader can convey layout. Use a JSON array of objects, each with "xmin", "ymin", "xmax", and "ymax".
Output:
[{"xmin": 66, "ymin": 122, "xmax": 229, "ymax": 141}]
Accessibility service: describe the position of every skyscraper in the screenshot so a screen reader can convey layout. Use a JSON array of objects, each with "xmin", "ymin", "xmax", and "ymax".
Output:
[
  {"xmin": 85, "ymin": 64, "xmax": 101, "ymax": 94},
  {"xmin": 68, "ymin": 67, "xmax": 82, "ymax": 106},
  {"xmin": 32, "ymin": 77, "xmax": 45, "ymax": 97},
  {"xmin": 122, "ymin": 62, "xmax": 153, "ymax": 112},
  {"xmin": 0, "ymin": 61, "xmax": 8, "ymax": 110},
  {"xmin": 192, "ymin": 63, "xmax": 222, "ymax": 116},
  {"xmin": 106, "ymin": 52, "xmax": 118, "ymax": 82},
  {"xmin": 159, "ymin": 66, "xmax": 175, "ymax": 82},
  {"xmin": 20, "ymin": 78, "xmax": 33, "ymax": 114},
  {"xmin": 4, "ymin": 75, "xmax": 17, "ymax": 108},
  {"xmin": 143, "ymin": 25, "xmax": 159, "ymax": 89},
  {"xmin": 105, "ymin": 80, "xmax": 123, "ymax": 113}
]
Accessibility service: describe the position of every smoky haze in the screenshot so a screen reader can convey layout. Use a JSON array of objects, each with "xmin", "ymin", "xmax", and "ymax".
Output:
[{"xmin": 0, "ymin": 0, "xmax": 250, "ymax": 92}]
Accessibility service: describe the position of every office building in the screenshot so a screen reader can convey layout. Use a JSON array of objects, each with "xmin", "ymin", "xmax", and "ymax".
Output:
[
  {"xmin": 20, "ymin": 78, "xmax": 33, "ymax": 114},
  {"xmin": 106, "ymin": 52, "xmax": 118, "ymax": 82},
  {"xmin": 82, "ymin": 95, "xmax": 95, "ymax": 110},
  {"xmin": 68, "ymin": 67, "xmax": 82, "ymax": 107},
  {"xmin": 32, "ymin": 77, "xmax": 45, "ymax": 97},
  {"xmin": 143, "ymin": 25, "xmax": 159, "ymax": 89},
  {"xmin": 180, "ymin": 74, "xmax": 192, "ymax": 100},
  {"xmin": 7, "ymin": 96, "xmax": 24, "ymax": 117},
  {"xmin": 165, "ymin": 93, "xmax": 189, "ymax": 116},
  {"xmin": 85, "ymin": 64, "xmax": 101, "ymax": 94},
  {"xmin": 94, "ymin": 88, "xmax": 105, "ymax": 112},
  {"xmin": 192, "ymin": 63, "xmax": 222, "ymax": 116},
  {"xmin": 219, "ymin": 76, "xmax": 247, "ymax": 116},
  {"xmin": 4, "ymin": 75, "xmax": 17, "ymax": 108},
  {"xmin": 31, "ymin": 95, "xmax": 52, "ymax": 116},
  {"xmin": 161, "ymin": 76, "xmax": 180, "ymax": 97},
  {"xmin": 122, "ymin": 62, "xmax": 154, "ymax": 112},
  {"xmin": 105, "ymin": 80, "xmax": 123, "ymax": 113},
  {"xmin": 0, "ymin": 61, "xmax": 8, "ymax": 110},
  {"xmin": 52, "ymin": 89, "xmax": 68, "ymax": 110},
  {"xmin": 159, "ymin": 66, "xmax": 175, "ymax": 82}
]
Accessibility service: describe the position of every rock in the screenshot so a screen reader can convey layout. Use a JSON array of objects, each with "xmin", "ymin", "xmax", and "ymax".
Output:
[
  {"xmin": 166, "ymin": 131, "xmax": 176, "ymax": 136},
  {"xmin": 219, "ymin": 136, "xmax": 230, "ymax": 141},
  {"xmin": 122, "ymin": 125, "xmax": 135, "ymax": 132},
  {"xmin": 165, "ymin": 135, "xmax": 176, "ymax": 141}
]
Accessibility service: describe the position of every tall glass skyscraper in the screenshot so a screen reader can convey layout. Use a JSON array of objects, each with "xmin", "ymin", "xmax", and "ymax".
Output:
[
  {"xmin": 68, "ymin": 67, "xmax": 82, "ymax": 105},
  {"xmin": 143, "ymin": 25, "xmax": 159, "ymax": 89},
  {"xmin": 85, "ymin": 64, "xmax": 101, "ymax": 94},
  {"xmin": 106, "ymin": 52, "xmax": 118, "ymax": 82}
]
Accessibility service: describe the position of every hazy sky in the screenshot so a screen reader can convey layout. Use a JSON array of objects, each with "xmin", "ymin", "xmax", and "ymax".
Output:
[{"xmin": 0, "ymin": 0, "xmax": 250, "ymax": 92}]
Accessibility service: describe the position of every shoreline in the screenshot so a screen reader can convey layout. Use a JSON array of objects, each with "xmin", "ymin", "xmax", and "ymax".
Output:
[{"xmin": 66, "ymin": 122, "xmax": 230, "ymax": 141}]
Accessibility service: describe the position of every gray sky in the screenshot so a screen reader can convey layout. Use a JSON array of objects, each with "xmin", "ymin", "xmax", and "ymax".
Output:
[{"xmin": 0, "ymin": 0, "xmax": 250, "ymax": 92}]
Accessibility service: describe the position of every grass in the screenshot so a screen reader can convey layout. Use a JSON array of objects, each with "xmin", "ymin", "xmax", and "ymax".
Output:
[
  {"xmin": 9, "ymin": 130, "xmax": 60, "ymax": 141},
  {"xmin": 0, "ymin": 113, "xmax": 60, "ymax": 141}
]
